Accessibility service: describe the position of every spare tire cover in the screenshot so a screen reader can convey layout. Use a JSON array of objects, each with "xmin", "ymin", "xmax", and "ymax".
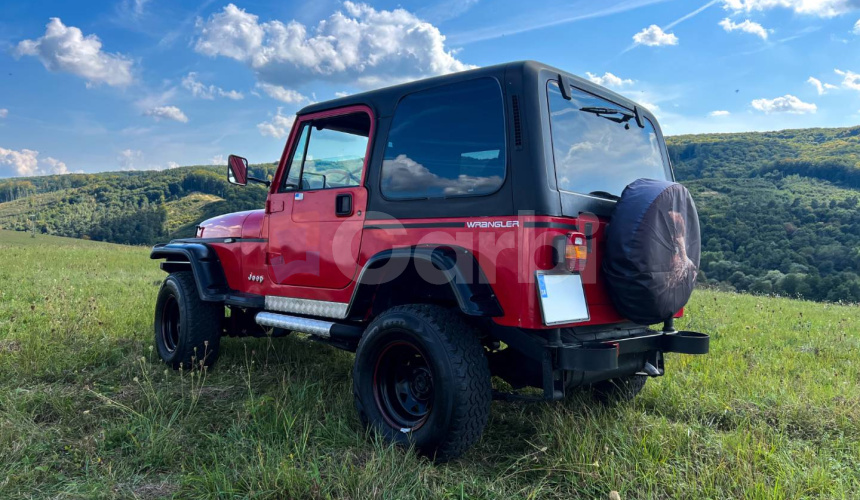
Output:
[{"xmin": 602, "ymin": 178, "xmax": 701, "ymax": 325}]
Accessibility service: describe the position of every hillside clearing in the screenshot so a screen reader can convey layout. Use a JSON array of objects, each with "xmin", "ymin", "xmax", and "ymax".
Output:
[
  {"xmin": 0, "ymin": 230, "xmax": 858, "ymax": 499},
  {"xmin": 163, "ymin": 192, "xmax": 223, "ymax": 235}
]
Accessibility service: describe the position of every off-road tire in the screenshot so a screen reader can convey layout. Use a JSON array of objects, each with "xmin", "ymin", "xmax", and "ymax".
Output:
[
  {"xmin": 154, "ymin": 271, "xmax": 222, "ymax": 369},
  {"xmin": 352, "ymin": 305, "xmax": 492, "ymax": 462},
  {"xmin": 592, "ymin": 375, "xmax": 647, "ymax": 404}
]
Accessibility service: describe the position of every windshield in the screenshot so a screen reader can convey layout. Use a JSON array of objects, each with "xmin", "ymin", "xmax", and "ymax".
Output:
[{"xmin": 546, "ymin": 80, "xmax": 671, "ymax": 198}]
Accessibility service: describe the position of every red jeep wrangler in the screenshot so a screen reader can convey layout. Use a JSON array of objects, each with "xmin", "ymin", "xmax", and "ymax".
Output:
[{"xmin": 151, "ymin": 61, "xmax": 708, "ymax": 461}]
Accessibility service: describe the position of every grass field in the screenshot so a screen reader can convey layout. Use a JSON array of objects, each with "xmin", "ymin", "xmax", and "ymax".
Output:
[{"xmin": 0, "ymin": 229, "xmax": 858, "ymax": 499}]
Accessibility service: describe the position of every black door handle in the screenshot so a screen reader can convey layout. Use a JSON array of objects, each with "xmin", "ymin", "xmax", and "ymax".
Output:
[{"xmin": 335, "ymin": 193, "xmax": 353, "ymax": 216}]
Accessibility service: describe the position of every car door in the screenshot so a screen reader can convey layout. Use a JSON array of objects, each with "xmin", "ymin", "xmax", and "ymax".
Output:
[{"xmin": 266, "ymin": 106, "xmax": 373, "ymax": 289}]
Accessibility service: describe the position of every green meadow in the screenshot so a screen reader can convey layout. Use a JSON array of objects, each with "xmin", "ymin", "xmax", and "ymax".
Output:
[{"xmin": 0, "ymin": 230, "xmax": 858, "ymax": 499}]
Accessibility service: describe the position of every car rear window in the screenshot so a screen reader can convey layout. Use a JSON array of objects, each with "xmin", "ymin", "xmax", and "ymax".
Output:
[
  {"xmin": 381, "ymin": 78, "xmax": 506, "ymax": 200},
  {"xmin": 547, "ymin": 80, "xmax": 671, "ymax": 198}
]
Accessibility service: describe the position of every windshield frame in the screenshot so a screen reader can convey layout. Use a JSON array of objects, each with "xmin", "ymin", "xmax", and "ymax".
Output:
[{"xmin": 545, "ymin": 79, "xmax": 673, "ymax": 201}]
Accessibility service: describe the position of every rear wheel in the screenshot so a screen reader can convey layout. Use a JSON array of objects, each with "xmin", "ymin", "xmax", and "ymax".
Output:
[
  {"xmin": 352, "ymin": 305, "xmax": 491, "ymax": 462},
  {"xmin": 592, "ymin": 375, "xmax": 647, "ymax": 404},
  {"xmin": 154, "ymin": 271, "xmax": 222, "ymax": 369}
]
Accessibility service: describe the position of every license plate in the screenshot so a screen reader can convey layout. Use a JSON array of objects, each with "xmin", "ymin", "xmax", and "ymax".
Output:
[{"xmin": 536, "ymin": 271, "xmax": 590, "ymax": 326}]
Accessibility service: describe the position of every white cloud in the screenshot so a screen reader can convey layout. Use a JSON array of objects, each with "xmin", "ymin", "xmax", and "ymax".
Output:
[
  {"xmin": 195, "ymin": 4, "xmax": 264, "ymax": 62},
  {"xmin": 854, "ymin": 18, "xmax": 860, "ymax": 33},
  {"xmin": 256, "ymin": 82, "xmax": 308, "ymax": 103},
  {"xmin": 808, "ymin": 76, "xmax": 825, "ymax": 94},
  {"xmin": 41, "ymin": 157, "xmax": 68, "ymax": 175},
  {"xmin": 135, "ymin": 87, "xmax": 178, "ymax": 113},
  {"xmin": 723, "ymin": 0, "xmax": 859, "ymax": 17},
  {"xmin": 335, "ymin": 91, "xmax": 351, "ymax": 98},
  {"xmin": 194, "ymin": 2, "xmax": 473, "ymax": 94},
  {"xmin": 718, "ymin": 18, "xmax": 771, "ymax": 39},
  {"xmin": 0, "ymin": 109, "xmax": 7, "ymax": 118},
  {"xmin": 835, "ymin": 68, "xmax": 860, "ymax": 90},
  {"xmin": 167, "ymin": 161, "xmax": 180, "ymax": 169},
  {"xmin": 0, "ymin": 148, "xmax": 38, "ymax": 176},
  {"xmin": 220, "ymin": 89, "xmax": 244, "ymax": 100},
  {"xmin": 709, "ymin": 110, "xmax": 731, "ymax": 116},
  {"xmin": 257, "ymin": 108, "xmax": 295, "ymax": 138},
  {"xmin": 14, "ymin": 18, "xmax": 133, "ymax": 87},
  {"xmin": 638, "ymin": 101, "xmax": 662, "ymax": 117},
  {"xmin": 751, "ymin": 94, "xmax": 817, "ymax": 114},
  {"xmin": 210, "ymin": 154, "xmax": 226, "ymax": 165},
  {"xmin": 144, "ymin": 106, "xmax": 189, "ymax": 123},
  {"xmin": 632, "ymin": 24, "xmax": 679, "ymax": 46},
  {"xmin": 118, "ymin": 149, "xmax": 143, "ymax": 170},
  {"xmin": 585, "ymin": 71, "xmax": 634, "ymax": 88},
  {"xmin": 0, "ymin": 147, "xmax": 68, "ymax": 176},
  {"xmin": 807, "ymin": 76, "xmax": 838, "ymax": 94},
  {"xmin": 181, "ymin": 72, "xmax": 244, "ymax": 100}
]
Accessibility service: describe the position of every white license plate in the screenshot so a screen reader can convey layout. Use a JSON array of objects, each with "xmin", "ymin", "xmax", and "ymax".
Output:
[{"xmin": 536, "ymin": 272, "xmax": 590, "ymax": 326}]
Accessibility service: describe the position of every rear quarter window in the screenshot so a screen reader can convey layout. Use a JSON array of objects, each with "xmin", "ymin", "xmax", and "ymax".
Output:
[{"xmin": 381, "ymin": 78, "xmax": 506, "ymax": 200}]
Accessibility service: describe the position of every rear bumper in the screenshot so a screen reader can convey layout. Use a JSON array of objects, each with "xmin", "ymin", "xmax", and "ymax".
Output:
[
  {"xmin": 487, "ymin": 322, "xmax": 709, "ymax": 400},
  {"xmin": 558, "ymin": 330, "xmax": 708, "ymax": 371}
]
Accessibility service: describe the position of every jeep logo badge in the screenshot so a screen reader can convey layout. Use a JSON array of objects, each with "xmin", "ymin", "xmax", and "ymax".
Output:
[{"xmin": 248, "ymin": 273, "xmax": 264, "ymax": 283}]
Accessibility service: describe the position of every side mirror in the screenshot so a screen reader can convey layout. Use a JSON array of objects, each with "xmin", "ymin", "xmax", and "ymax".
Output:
[{"xmin": 227, "ymin": 154, "xmax": 249, "ymax": 186}]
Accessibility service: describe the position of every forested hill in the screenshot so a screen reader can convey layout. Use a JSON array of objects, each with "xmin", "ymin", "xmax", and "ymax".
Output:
[
  {"xmin": 3, "ymin": 125, "xmax": 860, "ymax": 302},
  {"xmin": 667, "ymin": 125, "xmax": 860, "ymax": 303},
  {"xmin": 0, "ymin": 164, "xmax": 274, "ymax": 245}
]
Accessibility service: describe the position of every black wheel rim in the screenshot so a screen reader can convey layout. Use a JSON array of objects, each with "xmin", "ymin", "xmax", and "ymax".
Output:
[
  {"xmin": 373, "ymin": 340, "xmax": 434, "ymax": 431},
  {"xmin": 160, "ymin": 295, "xmax": 180, "ymax": 353}
]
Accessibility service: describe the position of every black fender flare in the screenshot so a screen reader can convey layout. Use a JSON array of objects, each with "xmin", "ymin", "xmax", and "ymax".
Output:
[
  {"xmin": 346, "ymin": 245, "xmax": 503, "ymax": 320},
  {"xmin": 150, "ymin": 243, "xmax": 230, "ymax": 302}
]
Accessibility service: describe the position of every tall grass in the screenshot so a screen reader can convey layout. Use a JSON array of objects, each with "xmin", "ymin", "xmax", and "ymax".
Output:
[{"xmin": 0, "ymin": 230, "xmax": 858, "ymax": 499}]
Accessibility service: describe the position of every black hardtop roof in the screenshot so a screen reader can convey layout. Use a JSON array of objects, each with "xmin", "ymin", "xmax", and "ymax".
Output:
[{"xmin": 297, "ymin": 60, "xmax": 646, "ymax": 118}]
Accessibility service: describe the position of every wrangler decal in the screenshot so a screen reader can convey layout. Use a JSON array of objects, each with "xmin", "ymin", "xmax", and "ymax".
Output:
[{"xmin": 465, "ymin": 220, "xmax": 520, "ymax": 229}]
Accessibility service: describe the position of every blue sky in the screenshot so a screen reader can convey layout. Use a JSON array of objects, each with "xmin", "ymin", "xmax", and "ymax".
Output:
[{"xmin": 1, "ymin": 0, "xmax": 860, "ymax": 177}]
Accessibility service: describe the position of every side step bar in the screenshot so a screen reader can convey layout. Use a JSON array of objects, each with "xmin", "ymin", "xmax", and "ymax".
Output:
[{"xmin": 255, "ymin": 311, "xmax": 364, "ymax": 339}]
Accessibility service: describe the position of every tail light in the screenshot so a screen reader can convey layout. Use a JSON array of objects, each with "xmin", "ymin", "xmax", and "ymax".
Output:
[{"xmin": 564, "ymin": 232, "xmax": 588, "ymax": 272}]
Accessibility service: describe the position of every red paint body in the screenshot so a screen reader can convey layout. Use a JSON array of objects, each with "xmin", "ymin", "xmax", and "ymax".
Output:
[{"xmin": 198, "ymin": 105, "xmax": 682, "ymax": 330}]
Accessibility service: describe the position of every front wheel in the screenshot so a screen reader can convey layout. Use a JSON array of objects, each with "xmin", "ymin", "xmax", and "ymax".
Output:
[
  {"xmin": 352, "ymin": 305, "xmax": 491, "ymax": 462},
  {"xmin": 154, "ymin": 271, "xmax": 222, "ymax": 369}
]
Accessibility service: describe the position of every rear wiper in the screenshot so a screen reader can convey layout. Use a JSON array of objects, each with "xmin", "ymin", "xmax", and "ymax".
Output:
[
  {"xmin": 579, "ymin": 106, "xmax": 635, "ymax": 125},
  {"xmin": 588, "ymin": 190, "xmax": 620, "ymax": 201}
]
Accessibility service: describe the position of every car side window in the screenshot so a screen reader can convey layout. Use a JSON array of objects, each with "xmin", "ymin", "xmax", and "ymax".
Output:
[
  {"xmin": 281, "ymin": 112, "xmax": 371, "ymax": 192},
  {"xmin": 380, "ymin": 78, "xmax": 506, "ymax": 200}
]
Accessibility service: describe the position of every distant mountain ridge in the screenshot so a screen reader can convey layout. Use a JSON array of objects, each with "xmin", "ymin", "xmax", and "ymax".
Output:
[
  {"xmin": 668, "ymin": 125, "xmax": 860, "ymax": 303},
  {"xmin": 3, "ymin": 125, "xmax": 860, "ymax": 302}
]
